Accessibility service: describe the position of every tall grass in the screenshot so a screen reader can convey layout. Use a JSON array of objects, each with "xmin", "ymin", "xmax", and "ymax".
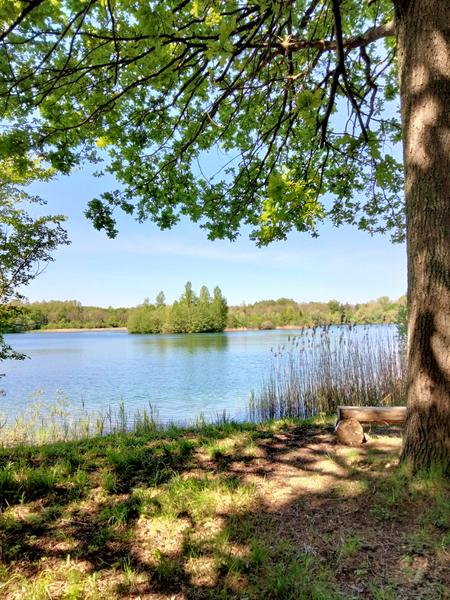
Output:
[
  {"xmin": 0, "ymin": 394, "xmax": 247, "ymax": 446},
  {"xmin": 249, "ymin": 325, "xmax": 407, "ymax": 421},
  {"xmin": 0, "ymin": 395, "xmax": 162, "ymax": 446}
]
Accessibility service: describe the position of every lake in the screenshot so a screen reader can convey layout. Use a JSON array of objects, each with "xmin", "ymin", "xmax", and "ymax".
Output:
[{"xmin": 1, "ymin": 326, "xmax": 395, "ymax": 424}]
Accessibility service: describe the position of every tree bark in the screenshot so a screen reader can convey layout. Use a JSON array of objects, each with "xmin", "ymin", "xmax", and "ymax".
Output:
[{"xmin": 395, "ymin": 0, "xmax": 450, "ymax": 473}]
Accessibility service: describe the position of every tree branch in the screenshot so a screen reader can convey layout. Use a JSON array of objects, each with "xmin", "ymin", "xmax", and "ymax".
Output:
[
  {"xmin": 0, "ymin": 0, "xmax": 46, "ymax": 42},
  {"xmin": 285, "ymin": 20, "xmax": 395, "ymax": 53}
]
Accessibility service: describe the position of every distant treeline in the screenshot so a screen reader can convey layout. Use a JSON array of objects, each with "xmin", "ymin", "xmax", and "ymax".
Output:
[
  {"xmin": 3, "ymin": 293, "xmax": 405, "ymax": 333},
  {"xmin": 3, "ymin": 300, "xmax": 129, "ymax": 331},
  {"xmin": 127, "ymin": 283, "xmax": 228, "ymax": 334},
  {"xmin": 227, "ymin": 296, "xmax": 406, "ymax": 329}
]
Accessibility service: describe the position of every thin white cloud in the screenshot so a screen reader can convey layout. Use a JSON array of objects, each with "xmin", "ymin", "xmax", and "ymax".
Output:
[{"xmin": 72, "ymin": 229, "xmax": 310, "ymax": 266}]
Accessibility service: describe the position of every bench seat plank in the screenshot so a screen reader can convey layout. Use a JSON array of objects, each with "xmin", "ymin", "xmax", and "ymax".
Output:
[{"xmin": 337, "ymin": 406, "xmax": 406, "ymax": 425}]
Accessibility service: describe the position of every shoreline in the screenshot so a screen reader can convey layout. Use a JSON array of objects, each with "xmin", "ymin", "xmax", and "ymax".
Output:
[
  {"xmin": 27, "ymin": 326, "xmax": 290, "ymax": 333},
  {"xmin": 25, "ymin": 324, "xmax": 335, "ymax": 334},
  {"xmin": 18, "ymin": 323, "xmax": 390, "ymax": 334},
  {"xmin": 28, "ymin": 327, "xmax": 129, "ymax": 333},
  {"xmin": 224, "ymin": 325, "xmax": 307, "ymax": 332}
]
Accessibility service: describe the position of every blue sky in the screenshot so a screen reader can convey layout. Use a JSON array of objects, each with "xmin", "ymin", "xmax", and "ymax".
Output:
[{"xmin": 23, "ymin": 166, "xmax": 406, "ymax": 308}]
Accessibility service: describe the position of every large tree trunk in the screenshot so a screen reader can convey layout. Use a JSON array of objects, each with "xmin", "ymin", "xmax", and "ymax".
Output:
[{"xmin": 395, "ymin": 0, "xmax": 450, "ymax": 473}]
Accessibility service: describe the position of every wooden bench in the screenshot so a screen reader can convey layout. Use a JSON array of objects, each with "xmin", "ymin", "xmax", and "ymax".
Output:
[{"xmin": 335, "ymin": 405, "xmax": 406, "ymax": 446}]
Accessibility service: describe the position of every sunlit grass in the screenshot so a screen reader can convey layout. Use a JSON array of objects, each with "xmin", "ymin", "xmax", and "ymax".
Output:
[{"xmin": 0, "ymin": 418, "xmax": 448, "ymax": 599}]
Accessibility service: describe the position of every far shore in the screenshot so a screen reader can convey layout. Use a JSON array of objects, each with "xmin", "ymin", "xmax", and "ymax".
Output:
[
  {"xmin": 225, "ymin": 325, "xmax": 307, "ymax": 332},
  {"xmin": 25, "ymin": 325, "xmax": 311, "ymax": 334},
  {"xmin": 29, "ymin": 327, "xmax": 129, "ymax": 333}
]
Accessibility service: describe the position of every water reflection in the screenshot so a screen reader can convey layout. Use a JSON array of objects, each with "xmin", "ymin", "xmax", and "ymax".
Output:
[{"xmin": 131, "ymin": 332, "xmax": 229, "ymax": 354}]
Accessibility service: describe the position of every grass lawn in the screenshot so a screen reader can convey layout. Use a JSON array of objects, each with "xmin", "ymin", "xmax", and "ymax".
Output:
[{"xmin": 0, "ymin": 418, "xmax": 448, "ymax": 599}]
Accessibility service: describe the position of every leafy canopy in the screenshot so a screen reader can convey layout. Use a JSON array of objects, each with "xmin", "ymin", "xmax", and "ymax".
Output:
[{"xmin": 0, "ymin": 0, "xmax": 403, "ymax": 244}]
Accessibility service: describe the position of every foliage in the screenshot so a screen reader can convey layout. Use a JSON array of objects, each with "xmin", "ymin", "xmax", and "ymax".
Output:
[
  {"xmin": 7, "ymin": 294, "xmax": 406, "ymax": 332},
  {"xmin": 0, "ymin": 164, "xmax": 69, "ymax": 365},
  {"xmin": 0, "ymin": 0, "xmax": 403, "ymax": 245},
  {"xmin": 9, "ymin": 299, "xmax": 130, "ymax": 331},
  {"xmin": 229, "ymin": 296, "xmax": 406, "ymax": 329},
  {"xmin": 128, "ymin": 282, "xmax": 228, "ymax": 334},
  {"xmin": 395, "ymin": 303, "xmax": 408, "ymax": 350}
]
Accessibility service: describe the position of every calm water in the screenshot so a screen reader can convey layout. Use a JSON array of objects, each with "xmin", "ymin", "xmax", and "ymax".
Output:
[{"xmin": 1, "ymin": 327, "xmax": 393, "ymax": 423}]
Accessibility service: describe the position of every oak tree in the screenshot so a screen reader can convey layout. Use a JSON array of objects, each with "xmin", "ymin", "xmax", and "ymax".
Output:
[{"xmin": 0, "ymin": 0, "xmax": 448, "ymax": 471}]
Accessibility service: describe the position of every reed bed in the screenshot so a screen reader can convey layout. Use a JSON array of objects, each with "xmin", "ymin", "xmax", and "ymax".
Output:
[{"xmin": 248, "ymin": 324, "xmax": 407, "ymax": 422}]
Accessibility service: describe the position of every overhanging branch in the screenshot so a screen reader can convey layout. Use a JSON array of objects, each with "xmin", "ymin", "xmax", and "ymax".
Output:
[{"xmin": 283, "ymin": 20, "xmax": 395, "ymax": 53}]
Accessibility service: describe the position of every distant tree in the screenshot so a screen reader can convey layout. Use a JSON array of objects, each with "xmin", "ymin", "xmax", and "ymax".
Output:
[
  {"xmin": 377, "ymin": 296, "xmax": 391, "ymax": 307},
  {"xmin": 181, "ymin": 282, "xmax": 196, "ymax": 307},
  {"xmin": 211, "ymin": 287, "xmax": 228, "ymax": 332},
  {"xmin": 199, "ymin": 286, "xmax": 211, "ymax": 303},
  {"xmin": 167, "ymin": 300, "xmax": 190, "ymax": 334},
  {"xmin": 128, "ymin": 298, "xmax": 166, "ymax": 334},
  {"xmin": 21, "ymin": 300, "xmax": 129, "ymax": 330},
  {"xmin": 155, "ymin": 291, "xmax": 166, "ymax": 307},
  {"xmin": 126, "ymin": 307, "xmax": 144, "ymax": 334},
  {"xmin": 328, "ymin": 300, "xmax": 341, "ymax": 314},
  {"xmin": 194, "ymin": 285, "xmax": 214, "ymax": 332},
  {"xmin": 178, "ymin": 282, "xmax": 197, "ymax": 332}
]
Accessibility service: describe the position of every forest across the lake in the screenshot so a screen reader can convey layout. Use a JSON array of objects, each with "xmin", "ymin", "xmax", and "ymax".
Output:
[{"xmin": 3, "ymin": 288, "xmax": 406, "ymax": 334}]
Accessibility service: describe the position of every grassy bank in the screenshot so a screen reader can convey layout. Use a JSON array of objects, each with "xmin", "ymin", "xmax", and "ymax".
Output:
[{"xmin": 0, "ymin": 418, "xmax": 448, "ymax": 600}]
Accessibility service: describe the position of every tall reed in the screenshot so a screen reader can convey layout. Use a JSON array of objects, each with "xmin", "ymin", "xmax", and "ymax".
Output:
[{"xmin": 248, "ymin": 325, "xmax": 407, "ymax": 422}]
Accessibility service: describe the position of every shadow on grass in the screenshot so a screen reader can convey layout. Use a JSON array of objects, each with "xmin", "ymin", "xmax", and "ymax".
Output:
[{"xmin": 0, "ymin": 424, "xmax": 448, "ymax": 599}]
